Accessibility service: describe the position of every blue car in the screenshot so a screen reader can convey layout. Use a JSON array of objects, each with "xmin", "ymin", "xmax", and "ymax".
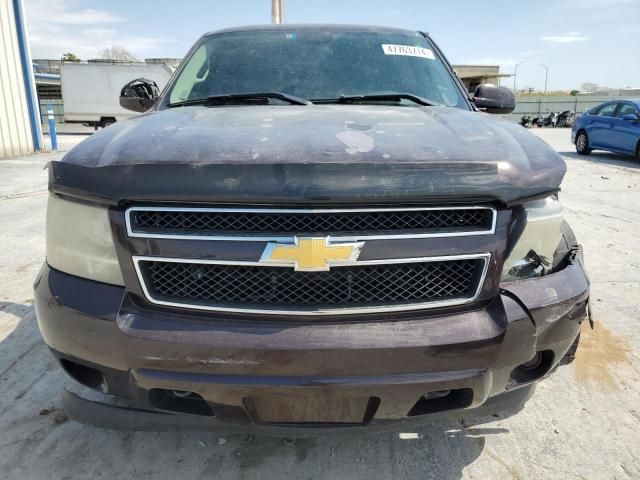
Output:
[{"xmin": 571, "ymin": 99, "xmax": 640, "ymax": 157}]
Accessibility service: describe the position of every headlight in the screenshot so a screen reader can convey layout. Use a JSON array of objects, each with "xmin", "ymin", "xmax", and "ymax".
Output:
[
  {"xmin": 46, "ymin": 194, "xmax": 124, "ymax": 286},
  {"xmin": 501, "ymin": 196, "xmax": 564, "ymax": 281}
]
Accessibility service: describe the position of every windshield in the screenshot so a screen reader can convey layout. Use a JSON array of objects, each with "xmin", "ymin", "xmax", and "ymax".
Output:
[{"xmin": 166, "ymin": 29, "xmax": 468, "ymax": 108}]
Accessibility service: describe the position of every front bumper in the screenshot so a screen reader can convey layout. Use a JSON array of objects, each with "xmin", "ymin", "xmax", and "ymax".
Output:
[
  {"xmin": 34, "ymin": 258, "xmax": 589, "ymax": 431},
  {"xmin": 61, "ymin": 383, "xmax": 538, "ymax": 436}
]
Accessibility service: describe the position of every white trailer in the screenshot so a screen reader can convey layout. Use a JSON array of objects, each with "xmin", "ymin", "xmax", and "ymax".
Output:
[{"xmin": 60, "ymin": 62, "xmax": 173, "ymax": 128}]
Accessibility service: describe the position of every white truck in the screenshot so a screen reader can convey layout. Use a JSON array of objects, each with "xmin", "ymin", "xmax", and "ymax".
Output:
[{"xmin": 60, "ymin": 62, "xmax": 173, "ymax": 129}]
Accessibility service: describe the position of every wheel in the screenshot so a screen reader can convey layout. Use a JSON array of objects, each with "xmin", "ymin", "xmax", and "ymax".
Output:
[
  {"xmin": 100, "ymin": 118, "xmax": 116, "ymax": 129},
  {"xmin": 575, "ymin": 131, "xmax": 591, "ymax": 155}
]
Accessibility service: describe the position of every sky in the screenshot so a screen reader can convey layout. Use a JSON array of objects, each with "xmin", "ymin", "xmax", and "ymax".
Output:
[{"xmin": 23, "ymin": 0, "xmax": 640, "ymax": 91}]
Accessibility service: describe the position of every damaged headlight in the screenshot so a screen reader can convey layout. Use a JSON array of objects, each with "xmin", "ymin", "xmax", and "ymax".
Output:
[
  {"xmin": 46, "ymin": 194, "xmax": 124, "ymax": 286},
  {"xmin": 501, "ymin": 196, "xmax": 564, "ymax": 281}
]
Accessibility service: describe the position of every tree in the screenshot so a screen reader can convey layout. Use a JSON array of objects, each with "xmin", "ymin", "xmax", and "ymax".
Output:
[
  {"xmin": 580, "ymin": 82, "xmax": 599, "ymax": 93},
  {"xmin": 61, "ymin": 53, "xmax": 80, "ymax": 62},
  {"xmin": 99, "ymin": 46, "xmax": 138, "ymax": 62},
  {"xmin": 570, "ymin": 89, "xmax": 580, "ymax": 96}
]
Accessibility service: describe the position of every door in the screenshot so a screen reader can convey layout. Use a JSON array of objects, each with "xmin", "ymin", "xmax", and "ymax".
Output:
[
  {"xmin": 589, "ymin": 102, "xmax": 618, "ymax": 149},
  {"xmin": 610, "ymin": 103, "xmax": 640, "ymax": 154}
]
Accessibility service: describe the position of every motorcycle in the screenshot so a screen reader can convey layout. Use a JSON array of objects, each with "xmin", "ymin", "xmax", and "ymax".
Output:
[
  {"xmin": 536, "ymin": 112, "xmax": 558, "ymax": 128},
  {"xmin": 520, "ymin": 114, "xmax": 534, "ymax": 128},
  {"xmin": 557, "ymin": 110, "xmax": 575, "ymax": 128}
]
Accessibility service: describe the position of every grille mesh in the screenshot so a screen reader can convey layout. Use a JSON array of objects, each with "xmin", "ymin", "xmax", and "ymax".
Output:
[
  {"xmin": 131, "ymin": 208, "xmax": 493, "ymax": 236},
  {"xmin": 139, "ymin": 259, "xmax": 482, "ymax": 311}
]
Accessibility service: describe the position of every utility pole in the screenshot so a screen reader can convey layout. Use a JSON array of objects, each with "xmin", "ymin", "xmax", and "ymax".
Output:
[
  {"xmin": 513, "ymin": 61, "xmax": 525, "ymax": 92},
  {"xmin": 271, "ymin": 0, "xmax": 284, "ymax": 24},
  {"xmin": 538, "ymin": 64, "xmax": 549, "ymax": 93}
]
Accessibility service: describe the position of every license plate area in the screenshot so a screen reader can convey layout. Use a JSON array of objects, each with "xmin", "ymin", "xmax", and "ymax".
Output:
[{"xmin": 246, "ymin": 392, "xmax": 378, "ymax": 425}]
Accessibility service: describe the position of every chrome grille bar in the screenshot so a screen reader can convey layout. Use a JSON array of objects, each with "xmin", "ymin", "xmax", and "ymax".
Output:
[
  {"xmin": 126, "ymin": 205, "xmax": 497, "ymax": 241},
  {"xmin": 133, "ymin": 253, "xmax": 491, "ymax": 315}
]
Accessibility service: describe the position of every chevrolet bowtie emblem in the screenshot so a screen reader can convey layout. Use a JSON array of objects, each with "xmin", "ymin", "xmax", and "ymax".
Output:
[{"xmin": 259, "ymin": 237, "xmax": 364, "ymax": 271}]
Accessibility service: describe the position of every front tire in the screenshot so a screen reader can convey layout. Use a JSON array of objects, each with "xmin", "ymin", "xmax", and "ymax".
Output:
[{"xmin": 575, "ymin": 131, "xmax": 592, "ymax": 155}]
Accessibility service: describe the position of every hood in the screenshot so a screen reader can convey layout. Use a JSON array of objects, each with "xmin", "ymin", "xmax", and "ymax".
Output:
[{"xmin": 50, "ymin": 105, "xmax": 565, "ymax": 206}]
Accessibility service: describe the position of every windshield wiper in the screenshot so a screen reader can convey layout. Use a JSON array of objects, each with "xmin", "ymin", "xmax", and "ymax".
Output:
[
  {"xmin": 168, "ymin": 92, "xmax": 311, "ymax": 108},
  {"xmin": 312, "ymin": 93, "xmax": 439, "ymax": 107}
]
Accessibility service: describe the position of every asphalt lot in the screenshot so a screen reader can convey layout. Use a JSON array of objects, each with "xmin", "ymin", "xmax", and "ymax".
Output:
[{"xmin": 0, "ymin": 127, "xmax": 638, "ymax": 479}]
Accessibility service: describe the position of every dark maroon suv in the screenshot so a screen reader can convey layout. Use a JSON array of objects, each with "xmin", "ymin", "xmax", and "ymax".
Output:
[{"xmin": 35, "ymin": 25, "xmax": 589, "ymax": 433}]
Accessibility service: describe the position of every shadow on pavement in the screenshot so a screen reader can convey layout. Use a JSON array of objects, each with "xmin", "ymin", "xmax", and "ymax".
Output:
[
  {"xmin": 0, "ymin": 306, "xmax": 533, "ymax": 480},
  {"xmin": 43, "ymin": 131, "xmax": 93, "ymax": 136}
]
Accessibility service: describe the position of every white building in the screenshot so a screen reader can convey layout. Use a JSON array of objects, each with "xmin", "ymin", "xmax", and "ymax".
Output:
[{"xmin": 0, "ymin": 0, "xmax": 43, "ymax": 158}]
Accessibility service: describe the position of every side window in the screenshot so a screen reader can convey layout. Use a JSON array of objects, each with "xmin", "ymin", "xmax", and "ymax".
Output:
[
  {"xmin": 596, "ymin": 103, "xmax": 617, "ymax": 117},
  {"xmin": 615, "ymin": 103, "xmax": 639, "ymax": 118},
  {"xmin": 588, "ymin": 104, "xmax": 604, "ymax": 115}
]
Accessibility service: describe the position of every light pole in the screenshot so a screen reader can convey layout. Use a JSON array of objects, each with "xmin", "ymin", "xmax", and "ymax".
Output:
[
  {"xmin": 513, "ymin": 61, "xmax": 525, "ymax": 92},
  {"xmin": 271, "ymin": 0, "xmax": 284, "ymax": 24},
  {"xmin": 538, "ymin": 64, "xmax": 549, "ymax": 93}
]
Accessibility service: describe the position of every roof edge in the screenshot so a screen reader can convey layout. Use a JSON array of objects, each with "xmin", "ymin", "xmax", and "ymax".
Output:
[{"xmin": 204, "ymin": 24, "xmax": 420, "ymax": 36}]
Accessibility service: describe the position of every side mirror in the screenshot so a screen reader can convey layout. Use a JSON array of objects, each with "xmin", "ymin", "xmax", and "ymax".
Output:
[
  {"xmin": 473, "ymin": 84, "xmax": 516, "ymax": 114},
  {"xmin": 120, "ymin": 78, "xmax": 160, "ymax": 113},
  {"xmin": 622, "ymin": 113, "xmax": 640, "ymax": 122}
]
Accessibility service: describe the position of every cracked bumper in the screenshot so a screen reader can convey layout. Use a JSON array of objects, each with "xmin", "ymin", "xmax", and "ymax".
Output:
[{"xmin": 34, "ymin": 258, "xmax": 589, "ymax": 431}]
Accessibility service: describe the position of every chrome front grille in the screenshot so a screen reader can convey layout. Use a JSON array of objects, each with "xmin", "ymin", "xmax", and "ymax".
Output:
[
  {"xmin": 127, "ymin": 205, "xmax": 495, "ymax": 315},
  {"xmin": 134, "ymin": 255, "xmax": 489, "ymax": 315},
  {"xmin": 126, "ymin": 206, "xmax": 496, "ymax": 240}
]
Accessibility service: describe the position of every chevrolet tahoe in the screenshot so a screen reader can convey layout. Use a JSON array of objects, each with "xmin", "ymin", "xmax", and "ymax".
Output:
[{"xmin": 34, "ymin": 25, "xmax": 589, "ymax": 433}]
